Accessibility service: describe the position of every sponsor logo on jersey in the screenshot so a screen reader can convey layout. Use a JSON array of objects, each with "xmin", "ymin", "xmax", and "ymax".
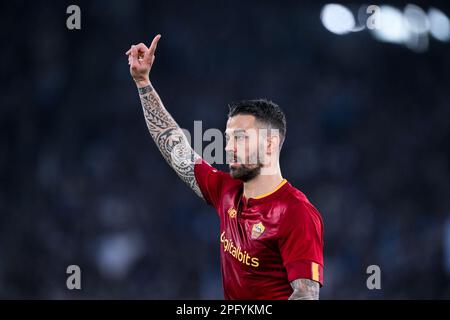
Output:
[{"xmin": 220, "ymin": 231, "xmax": 259, "ymax": 268}]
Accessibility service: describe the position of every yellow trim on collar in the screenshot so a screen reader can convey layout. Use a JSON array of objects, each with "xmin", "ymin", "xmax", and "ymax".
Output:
[{"xmin": 252, "ymin": 179, "xmax": 287, "ymax": 200}]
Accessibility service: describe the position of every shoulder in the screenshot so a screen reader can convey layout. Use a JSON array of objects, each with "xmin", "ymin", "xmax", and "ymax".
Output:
[
  {"xmin": 195, "ymin": 159, "xmax": 242, "ymax": 190},
  {"xmin": 279, "ymin": 183, "xmax": 323, "ymax": 229}
]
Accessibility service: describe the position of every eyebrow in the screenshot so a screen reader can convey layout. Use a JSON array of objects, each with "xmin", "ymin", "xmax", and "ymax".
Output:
[{"xmin": 224, "ymin": 129, "xmax": 246, "ymax": 135}]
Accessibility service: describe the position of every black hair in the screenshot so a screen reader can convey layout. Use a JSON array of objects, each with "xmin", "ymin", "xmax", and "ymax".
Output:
[{"xmin": 228, "ymin": 99, "xmax": 287, "ymax": 148}]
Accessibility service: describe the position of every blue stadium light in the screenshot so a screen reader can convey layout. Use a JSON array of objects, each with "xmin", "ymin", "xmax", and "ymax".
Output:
[
  {"xmin": 321, "ymin": 4, "xmax": 356, "ymax": 35},
  {"xmin": 428, "ymin": 7, "xmax": 450, "ymax": 42},
  {"xmin": 403, "ymin": 4, "xmax": 430, "ymax": 52},
  {"xmin": 370, "ymin": 5, "xmax": 409, "ymax": 44}
]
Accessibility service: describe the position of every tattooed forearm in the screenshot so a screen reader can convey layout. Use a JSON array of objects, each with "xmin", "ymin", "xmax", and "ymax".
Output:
[
  {"xmin": 138, "ymin": 85, "xmax": 154, "ymax": 95},
  {"xmin": 288, "ymin": 279, "xmax": 320, "ymax": 300},
  {"xmin": 138, "ymin": 84, "xmax": 203, "ymax": 198}
]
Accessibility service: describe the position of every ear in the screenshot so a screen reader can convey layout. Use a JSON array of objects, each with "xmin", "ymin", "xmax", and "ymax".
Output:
[{"xmin": 267, "ymin": 130, "xmax": 280, "ymax": 155}]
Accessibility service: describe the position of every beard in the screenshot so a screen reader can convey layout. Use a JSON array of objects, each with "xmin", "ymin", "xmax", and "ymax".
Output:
[{"xmin": 229, "ymin": 163, "xmax": 262, "ymax": 182}]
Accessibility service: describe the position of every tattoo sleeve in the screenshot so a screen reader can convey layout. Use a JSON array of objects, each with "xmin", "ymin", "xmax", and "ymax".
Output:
[
  {"xmin": 288, "ymin": 279, "xmax": 320, "ymax": 300},
  {"xmin": 138, "ymin": 84, "xmax": 204, "ymax": 199}
]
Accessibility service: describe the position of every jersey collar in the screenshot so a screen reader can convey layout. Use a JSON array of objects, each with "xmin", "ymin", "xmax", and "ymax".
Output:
[{"xmin": 242, "ymin": 179, "xmax": 288, "ymax": 207}]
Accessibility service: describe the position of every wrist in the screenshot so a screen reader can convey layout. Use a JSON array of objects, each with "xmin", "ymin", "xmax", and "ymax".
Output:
[{"xmin": 134, "ymin": 78, "xmax": 151, "ymax": 88}]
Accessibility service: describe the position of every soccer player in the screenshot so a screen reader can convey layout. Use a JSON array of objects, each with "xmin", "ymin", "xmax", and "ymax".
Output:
[{"xmin": 126, "ymin": 35, "xmax": 324, "ymax": 300}]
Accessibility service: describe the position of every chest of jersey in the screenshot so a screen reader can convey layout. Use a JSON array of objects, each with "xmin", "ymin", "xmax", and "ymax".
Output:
[{"xmin": 218, "ymin": 190, "xmax": 286, "ymax": 270}]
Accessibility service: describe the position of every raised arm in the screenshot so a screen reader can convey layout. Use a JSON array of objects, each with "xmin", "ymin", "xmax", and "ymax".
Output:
[{"xmin": 126, "ymin": 35, "xmax": 203, "ymax": 199}]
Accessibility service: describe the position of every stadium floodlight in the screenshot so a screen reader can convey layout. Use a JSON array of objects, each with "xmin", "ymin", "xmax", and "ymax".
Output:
[
  {"xmin": 321, "ymin": 4, "xmax": 356, "ymax": 35},
  {"xmin": 370, "ymin": 5, "xmax": 409, "ymax": 44},
  {"xmin": 403, "ymin": 4, "xmax": 430, "ymax": 52},
  {"xmin": 428, "ymin": 7, "xmax": 450, "ymax": 42},
  {"xmin": 404, "ymin": 4, "xmax": 430, "ymax": 34}
]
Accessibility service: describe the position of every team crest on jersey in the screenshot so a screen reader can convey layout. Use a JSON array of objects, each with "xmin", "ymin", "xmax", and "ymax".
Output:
[
  {"xmin": 251, "ymin": 222, "xmax": 266, "ymax": 239},
  {"xmin": 227, "ymin": 207, "xmax": 237, "ymax": 219}
]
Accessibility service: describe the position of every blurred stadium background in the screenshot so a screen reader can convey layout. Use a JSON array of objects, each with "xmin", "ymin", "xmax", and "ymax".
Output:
[{"xmin": 0, "ymin": 0, "xmax": 449, "ymax": 299}]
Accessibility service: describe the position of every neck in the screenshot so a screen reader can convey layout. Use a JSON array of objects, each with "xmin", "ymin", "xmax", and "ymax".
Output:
[{"xmin": 243, "ymin": 164, "xmax": 284, "ymax": 199}]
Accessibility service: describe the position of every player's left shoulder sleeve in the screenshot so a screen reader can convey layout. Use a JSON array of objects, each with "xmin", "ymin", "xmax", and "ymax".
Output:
[{"xmin": 278, "ymin": 200, "xmax": 324, "ymax": 286}]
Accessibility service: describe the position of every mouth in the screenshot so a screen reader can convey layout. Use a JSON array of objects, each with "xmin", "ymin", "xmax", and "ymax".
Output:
[
  {"xmin": 227, "ymin": 154, "xmax": 240, "ymax": 167},
  {"xmin": 229, "ymin": 162, "xmax": 241, "ymax": 168}
]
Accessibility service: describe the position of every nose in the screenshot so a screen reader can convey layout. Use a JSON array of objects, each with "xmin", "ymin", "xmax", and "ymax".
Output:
[
  {"xmin": 225, "ymin": 137, "xmax": 235, "ymax": 153},
  {"xmin": 225, "ymin": 138, "xmax": 236, "ymax": 163}
]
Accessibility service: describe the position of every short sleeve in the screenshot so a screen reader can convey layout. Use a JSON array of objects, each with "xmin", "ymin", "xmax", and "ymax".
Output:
[
  {"xmin": 278, "ymin": 201, "xmax": 324, "ymax": 286},
  {"xmin": 194, "ymin": 158, "xmax": 229, "ymax": 209}
]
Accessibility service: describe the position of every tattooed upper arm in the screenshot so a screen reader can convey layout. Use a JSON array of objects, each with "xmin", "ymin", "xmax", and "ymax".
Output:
[
  {"xmin": 289, "ymin": 278, "xmax": 320, "ymax": 300},
  {"xmin": 138, "ymin": 84, "xmax": 204, "ymax": 199}
]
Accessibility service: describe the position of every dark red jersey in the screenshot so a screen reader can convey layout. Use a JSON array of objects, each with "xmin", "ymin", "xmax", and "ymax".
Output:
[{"xmin": 195, "ymin": 160, "xmax": 324, "ymax": 300}]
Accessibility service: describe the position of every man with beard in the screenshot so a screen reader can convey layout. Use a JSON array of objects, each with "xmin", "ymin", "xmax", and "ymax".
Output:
[{"xmin": 126, "ymin": 35, "xmax": 324, "ymax": 300}]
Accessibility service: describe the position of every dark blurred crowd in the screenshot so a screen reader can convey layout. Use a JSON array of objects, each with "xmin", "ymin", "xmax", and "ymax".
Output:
[{"xmin": 1, "ymin": 0, "xmax": 449, "ymax": 299}]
